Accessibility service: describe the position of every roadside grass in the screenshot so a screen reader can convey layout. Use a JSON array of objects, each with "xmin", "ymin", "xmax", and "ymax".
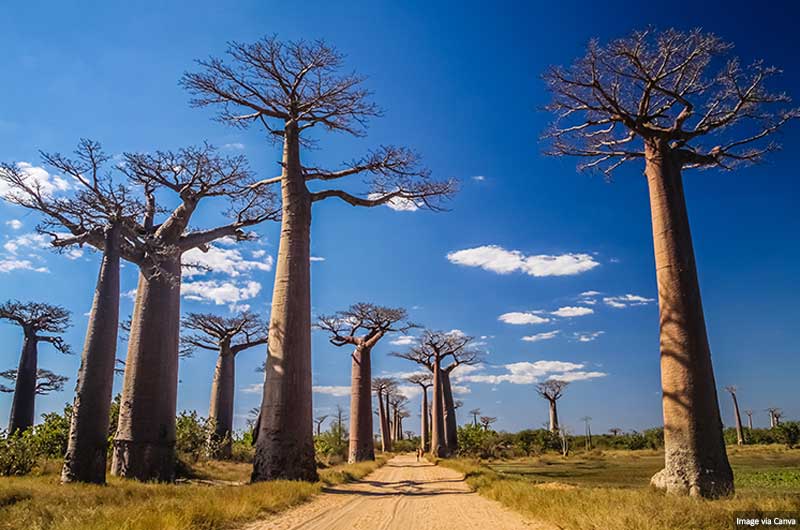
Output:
[
  {"xmin": 440, "ymin": 446, "xmax": 800, "ymax": 530},
  {"xmin": 0, "ymin": 456, "xmax": 387, "ymax": 530}
]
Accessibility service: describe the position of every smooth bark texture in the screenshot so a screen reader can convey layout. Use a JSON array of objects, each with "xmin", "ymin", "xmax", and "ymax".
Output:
[
  {"xmin": 729, "ymin": 391, "xmax": 745, "ymax": 446},
  {"xmin": 548, "ymin": 399, "xmax": 559, "ymax": 433},
  {"xmin": 252, "ymin": 123, "xmax": 317, "ymax": 482},
  {"xmin": 208, "ymin": 344, "xmax": 235, "ymax": 459},
  {"xmin": 645, "ymin": 142, "xmax": 733, "ymax": 498},
  {"xmin": 441, "ymin": 371, "xmax": 458, "ymax": 454},
  {"xmin": 430, "ymin": 363, "xmax": 446, "ymax": 457},
  {"xmin": 420, "ymin": 386, "xmax": 429, "ymax": 451},
  {"xmin": 112, "ymin": 257, "xmax": 181, "ymax": 482},
  {"xmin": 62, "ymin": 224, "xmax": 121, "ymax": 484},
  {"xmin": 348, "ymin": 346, "xmax": 374, "ymax": 462},
  {"xmin": 376, "ymin": 388, "xmax": 391, "ymax": 452},
  {"xmin": 8, "ymin": 334, "xmax": 38, "ymax": 433}
]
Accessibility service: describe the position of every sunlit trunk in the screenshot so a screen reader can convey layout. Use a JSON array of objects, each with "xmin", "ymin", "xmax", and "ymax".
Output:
[
  {"xmin": 112, "ymin": 255, "xmax": 181, "ymax": 482},
  {"xmin": 730, "ymin": 393, "xmax": 744, "ymax": 446},
  {"xmin": 8, "ymin": 332, "xmax": 38, "ymax": 433},
  {"xmin": 420, "ymin": 386, "xmax": 429, "ymax": 451},
  {"xmin": 62, "ymin": 223, "xmax": 121, "ymax": 483},
  {"xmin": 548, "ymin": 399, "xmax": 559, "ymax": 433},
  {"xmin": 430, "ymin": 361, "xmax": 446, "ymax": 457},
  {"xmin": 645, "ymin": 141, "xmax": 733, "ymax": 498},
  {"xmin": 252, "ymin": 122, "xmax": 317, "ymax": 482},
  {"xmin": 348, "ymin": 345, "xmax": 374, "ymax": 462},
  {"xmin": 441, "ymin": 371, "xmax": 458, "ymax": 453},
  {"xmin": 376, "ymin": 388, "xmax": 391, "ymax": 452},
  {"xmin": 208, "ymin": 344, "xmax": 235, "ymax": 459}
]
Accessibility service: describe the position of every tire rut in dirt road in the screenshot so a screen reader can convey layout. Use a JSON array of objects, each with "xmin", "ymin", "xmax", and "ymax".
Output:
[{"xmin": 245, "ymin": 454, "xmax": 550, "ymax": 530}]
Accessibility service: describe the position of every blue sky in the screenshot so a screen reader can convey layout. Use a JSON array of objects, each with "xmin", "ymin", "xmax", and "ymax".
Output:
[{"xmin": 0, "ymin": 0, "xmax": 798, "ymax": 436}]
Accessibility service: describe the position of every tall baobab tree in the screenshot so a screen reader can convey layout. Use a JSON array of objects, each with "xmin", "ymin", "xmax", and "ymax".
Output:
[
  {"xmin": 0, "ymin": 368, "xmax": 68, "ymax": 396},
  {"xmin": 479, "ymin": 416, "xmax": 497, "ymax": 431},
  {"xmin": 0, "ymin": 301, "xmax": 71, "ymax": 433},
  {"xmin": 536, "ymin": 380, "xmax": 569, "ymax": 433},
  {"xmin": 313, "ymin": 415, "xmax": 328, "ymax": 436},
  {"xmin": 408, "ymin": 373, "xmax": 433, "ymax": 451},
  {"xmin": 543, "ymin": 28, "xmax": 796, "ymax": 497},
  {"xmin": 113, "ymin": 145, "xmax": 277, "ymax": 482},
  {"xmin": 181, "ymin": 312, "xmax": 268, "ymax": 458},
  {"xmin": 183, "ymin": 37, "xmax": 456, "ymax": 481},
  {"xmin": 388, "ymin": 392, "xmax": 409, "ymax": 442},
  {"xmin": 372, "ymin": 377, "xmax": 396, "ymax": 452},
  {"xmin": 724, "ymin": 386, "xmax": 745, "ymax": 446},
  {"xmin": 469, "ymin": 408, "xmax": 481, "ymax": 427},
  {"xmin": 318, "ymin": 303, "xmax": 416, "ymax": 462},
  {"xmin": 744, "ymin": 410, "xmax": 753, "ymax": 430},
  {"xmin": 394, "ymin": 330, "xmax": 482, "ymax": 456},
  {"xmin": 768, "ymin": 408, "xmax": 783, "ymax": 427},
  {"xmin": 581, "ymin": 416, "xmax": 593, "ymax": 451}
]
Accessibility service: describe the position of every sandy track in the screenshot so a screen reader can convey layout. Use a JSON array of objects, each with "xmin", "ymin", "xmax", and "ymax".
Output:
[{"xmin": 246, "ymin": 454, "xmax": 547, "ymax": 530}]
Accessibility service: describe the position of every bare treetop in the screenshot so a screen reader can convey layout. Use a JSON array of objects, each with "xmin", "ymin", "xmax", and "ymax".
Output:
[
  {"xmin": 406, "ymin": 373, "xmax": 433, "ymax": 388},
  {"xmin": 0, "ymin": 301, "xmax": 70, "ymax": 333},
  {"xmin": 372, "ymin": 377, "xmax": 398, "ymax": 394},
  {"xmin": 544, "ymin": 28, "xmax": 798, "ymax": 176},
  {"xmin": 536, "ymin": 379, "xmax": 569, "ymax": 401},
  {"xmin": 181, "ymin": 311, "xmax": 268, "ymax": 356},
  {"xmin": 0, "ymin": 368, "xmax": 68, "ymax": 395},
  {"xmin": 479, "ymin": 416, "xmax": 497, "ymax": 428},
  {"xmin": 392, "ymin": 329, "xmax": 484, "ymax": 371},
  {"xmin": 317, "ymin": 303, "xmax": 417, "ymax": 349},
  {"xmin": 724, "ymin": 385, "xmax": 738, "ymax": 394},
  {"xmin": 182, "ymin": 36, "xmax": 457, "ymax": 211}
]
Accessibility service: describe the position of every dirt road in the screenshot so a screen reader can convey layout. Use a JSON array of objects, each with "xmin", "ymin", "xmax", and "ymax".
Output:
[{"xmin": 247, "ymin": 454, "xmax": 546, "ymax": 530}]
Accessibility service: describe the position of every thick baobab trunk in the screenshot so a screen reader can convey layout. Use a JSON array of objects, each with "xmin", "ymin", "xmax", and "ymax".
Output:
[
  {"xmin": 548, "ymin": 399, "xmax": 559, "ymax": 433},
  {"xmin": 208, "ymin": 344, "xmax": 235, "ymax": 459},
  {"xmin": 377, "ymin": 389, "xmax": 391, "ymax": 452},
  {"xmin": 8, "ymin": 333, "xmax": 38, "ymax": 433},
  {"xmin": 645, "ymin": 142, "xmax": 733, "ymax": 498},
  {"xmin": 441, "ymin": 371, "xmax": 458, "ymax": 453},
  {"xmin": 420, "ymin": 387, "xmax": 429, "ymax": 451},
  {"xmin": 348, "ymin": 345, "xmax": 374, "ymax": 462},
  {"xmin": 112, "ymin": 256, "xmax": 181, "ymax": 482},
  {"xmin": 252, "ymin": 123, "xmax": 317, "ymax": 482},
  {"xmin": 62, "ymin": 224, "xmax": 121, "ymax": 483},
  {"xmin": 730, "ymin": 393, "xmax": 744, "ymax": 446},
  {"xmin": 430, "ymin": 362, "xmax": 446, "ymax": 457}
]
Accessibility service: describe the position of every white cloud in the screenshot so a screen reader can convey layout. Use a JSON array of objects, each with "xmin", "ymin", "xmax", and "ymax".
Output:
[
  {"xmin": 551, "ymin": 306, "xmax": 594, "ymax": 318},
  {"xmin": 522, "ymin": 330, "xmax": 560, "ymax": 342},
  {"xmin": 0, "ymin": 162, "xmax": 70, "ymax": 198},
  {"xmin": 122, "ymin": 289, "xmax": 137, "ymax": 300},
  {"xmin": 65, "ymin": 248, "xmax": 83, "ymax": 260},
  {"xmin": 252, "ymin": 249, "xmax": 267, "ymax": 258},
  {"xmin": 472, "ymin": 175, "xmax": 486, "ymax": 181},
  {"xmin": 4, "ymin": 232, "xmax": 49, "ymax": 254},
  {"xmin": 0, "ymin": 259, "xmax": 48, "ymax": 273},
  {"xmin": 310, "ymin": 256, "xmax": 325, "ymax": 262},
  {"xmin": 390, "ymin": 335, "xmax": 417, "ymax": 346},
  {"xmin": 580, "ymin": 290, "xmax": 602, "ymax": 297},
  {"xmin": 451, "ymin": 384, "xmax": 471, "ymax": 395},
  {"xmin": 183, "ymin": 244, "xmax": 273, "ymax": 277},
  {"xmin": 182, "ymin": 279, "xmax": 262, "ymax": 308},
  {"xmin": 241, "ymin": 383, "xmax": 262, "ymax": 394},
  {"xmin": 222, "ymin": 142, "xmax": 245, "ymax": 150},
  {"xmin": 557, "ymin": 371, "xmax": 608, "ymax": 382},
  {"xmin": 603, "ymin": 294, "xmax": 655, "ymax": 309},
  {"xmin": 5, "ymin": 219, "xmax": 22, "ymax": 230},
  {"xmin": 459, "ymin": 360, "xmax": 606, "ymax": 385},
  {"xmin": 447, "ymin": 245, "xmax": 599, "ymax": 277},
  {"xmin": 396, "ymin": 384, "xmax": 421, "ymax": 399},
  {"xmin": 313, "ymin": 385, "xmax": 351, "ymax": 397},
  {"xmin": 575, "ymin": 331, "xmax": 605, "ymax": 343},
  {"xmin": 499, "ymin": 311, "xmax": 551, "ymax": 325}
]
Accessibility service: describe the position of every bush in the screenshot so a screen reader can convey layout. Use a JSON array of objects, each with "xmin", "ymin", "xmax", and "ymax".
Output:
[
  {"xmin": 774, "ymin": 422, "xmax": 800, "ymax": 448},
  {"xmin": 33, "ymin": 404, "xmax": 72, "ymax": 458},
  {"xmin": 0, "ymin": 429, "xmax": 39, "ymax": 476},
  {"xmin": 175, "ymin": 410, "xmax": 214, "ymax": 462},
  {"xmin": 231, "ymin": 429, "xmax": 255, "ymax": 462}
]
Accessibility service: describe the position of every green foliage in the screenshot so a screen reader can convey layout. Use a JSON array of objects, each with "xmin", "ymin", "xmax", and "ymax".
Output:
[
  {"xmin": 774, "ymin": 422, "xmax": 800, "ymax": 448},
  {"xmin": 175, "ymin": 410, "xmax": 214, "ymax": 462},
  {"xmin": 0, "ymin": 429, "xmax": 39, "ymax": 476},
  {"xmin": 34, "ymin": 404, "xmax": 72, "ymax": 458},
  {"xmin": 230, "ymin": 430, "xmax": 255, "ymax": 462},
  {"xmin": 392, "ymin": 438, "xmax": 418, "ymax": 453}
]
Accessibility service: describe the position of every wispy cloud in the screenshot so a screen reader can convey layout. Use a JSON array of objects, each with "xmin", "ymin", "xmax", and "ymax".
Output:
[
  {"xmin": 472, "ymin": 175, "xmax": 486, "ymax": 181},
  {"xmin": 0, "ymin": 259, "xmax": 48, "ymax": 273},
  {"xmin": 182, "ymin": 279, "xmax": 262, "ymax": 308},
  {"xmin": 390, "ymin": 335, "xmax": 417, "ymax": 346},
  {"xmin": 310, "ymin": 256, "xmax": 326, "ymax": 262},
  {"xmin": 603, "ymin": 294, "xmax": 655, "ymax": 308},
  {"xmin": 0, "ymin": 162, "xmax": 70, "ymax": 197},
  {"xmin": 222, "ymin": 142, "xmax": 245, "ymax": 150},
  {"xmin": 574, "ymin": 331, "xmax": 604, "ymax": 343},
  {"xmin": 184, "ymin": 244, "xmax": 273, "ymax": 277},
  {"xmin": 459, "ymin": 360, "xmax": 606, "ymax": 385},
  {"xmin": 313, "ymin": 385, "xmax": 351, "ymax": 397},
  {"xmin": 447, "ymin": 245, "xmax": 600, "ymax": 277},
  {"xmin": 551, "ymin": 306, "xmax": 594, "ymax": 318},
  {"xmin": 5, "ymin": 219, "xmax": 22, "ymax": 230},
  {"xmin": 522, "ymin": 330, "xmax": 560, "ymax": 342},
  {"xmin": 499, "ymin": 311, "xmax": 551, "ymax": 325}
]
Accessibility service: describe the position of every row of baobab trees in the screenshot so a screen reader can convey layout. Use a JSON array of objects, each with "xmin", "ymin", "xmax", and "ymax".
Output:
[{"xmin": 1, "ymin": 27, "xmax": 796, "ymax": 500}]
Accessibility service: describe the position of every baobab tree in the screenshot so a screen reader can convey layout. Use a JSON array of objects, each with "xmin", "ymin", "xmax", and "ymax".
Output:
[
  {"xmin": 2, "ymin": 140, "xmax": 152, "ymax": 483},
  {"xmin": 609, "ymin": 427, "xmax": 623, "ymax": 437},
  {"xmin": 408, "ymin": 373, "xmax": 433, "ymax": 451},
  {"xmin": 181, "ymin": 312, "xmax": 268, "ymax": 458},
  {"xmin": 0, "ymin": 368, "xmax": 68, "ymax": 395},
  {"xmin": 113, "ymin": 145, "xmax": 277, "ymax": 482},
  {"xmin": 318, "ymin": 303, "xmax": 416, "ymax": 462},
  {"xmin": 388, "ymin": 392, "xmax": 409, "ymax": 442},
  {"xmin": 724, "ymin": 386, "xmax": 745, "ymax": 446},
  {"xmin": 0, "ymin": 301, "xmax": 71, "ymax": 433},
  {"xmin": 314, "ymin": 415, "xmax": 328, "ymax": 436},
  {"xmin": 333, "ymin": 404, "xmax": 348, "ymax": 447},
  {"xmin": 372, "ymin": 377, "xmax": 396, "ymax": 452},
  {"xmin": 544, "ymin": 28, "xmax": 796, "ymax": 497},
  {"xmin": 479, "ymin": 416, "xmax": 497, "ymax": 431},
  {"xmin": 768, "ymin": 408, "xmax": 783, "ymax": 427},
  {"xmin": 469, "ymin": 408, "xmax": 481, "ymax": 427},
  {"xmin": 394, "ymin": 330, "xmax": 483, "ymax": 456},
  {"xmin": 744, "ymin": 410, "xmax": 754, "ymax": 430},
  {"xmin": 536, "ymin": 380, "xmax": 569, "ymax": 433},
  {"xmin": 581, "ymin": 416, "xmax": 593, "ymax": 451},
  {"xmin": 183, "ymin": 37, "xmax": 456, "ymax": 481}
]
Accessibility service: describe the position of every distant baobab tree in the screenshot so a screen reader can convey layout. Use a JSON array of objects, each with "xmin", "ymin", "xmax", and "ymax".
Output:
[
  {"xmin": 479, "ymin": 416, "xmax": 497, "ymax": 431},
  {"xmin": 0, "ymin": 301, "xmax": 71, "ymax": 433},
  {"xmin": 388, "ymin": 392, "xmax": 409, "ymax": 442},
  {"xmin": 544, "ymin": 28, "xmax": 797, "ymax": 497},
  {"xmin": 609, "ymin": 427, "xmax": 623, "ymax": 437},
  {"xmin": 0, "ymin": 368, "xmax": 68, "ymax": 396},
  {"xmin": 724, "ymin": 386, "xmax": 745, "ymax": 446},
  {"xmin": 407, "ymin": 373, "xmax": 433, "ymax": 451},
  {"xmin": 333, "ymin": 404, "xmax": 348, "ymax": 446},
  {"xmin": 181, "ymin": 312, "xmax": 268, "ymax": 458},
  {"xmin": 314, "ymin": 415, "xmax": 329, "ymax": 436},
  {"xmin": 371, "ymin": 377, "xmax": 397, "ymax": 452},
  {"xmin": 581, "ymin": 416, "xmax": 593, "ymax": 451},
  {"xmin": 767, "ymin": 408, "xmax": 783, "ymax": 427},
  {"xmin": 318, "ymin": 303, "xmax": 416, "ymax": 462},
  {"xmin": 536, "ymin": 380, "xmax": 569, "ymax": 433},
  {"xmin": 183, "ymin": 36, "xmax": 457, "ymax": 482},
  {"xmin": 469, "ymin": 408, "xmax": 481, "ymax": 427},
  {"xmin": 744, "ymin": 410, "xmax": 753, "ymax": 430}
]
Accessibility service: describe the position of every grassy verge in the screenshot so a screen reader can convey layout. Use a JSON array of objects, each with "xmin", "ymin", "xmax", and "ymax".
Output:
[
  {"xmin": 439, "ymin": 447, "xmax": 800, "ymax": 530},
  {"xmin": 0, "ymin": 457, "xmax": 387, "ymax": 530}
]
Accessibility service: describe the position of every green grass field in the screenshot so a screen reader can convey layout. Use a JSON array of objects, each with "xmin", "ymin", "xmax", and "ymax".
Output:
[
  {"xmin": 0, "ymin": 457, "xmax": 386, "ymax": 530},
  {"xmin": 441, "ymin": 445, "xmax": 800, "ymax": 530}
]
